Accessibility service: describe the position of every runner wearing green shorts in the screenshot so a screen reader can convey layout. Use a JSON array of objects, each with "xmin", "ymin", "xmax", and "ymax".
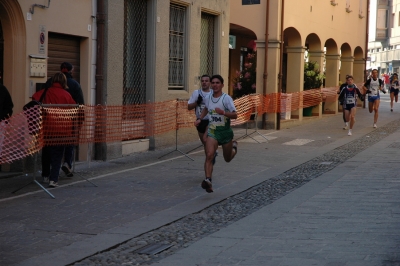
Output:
[{"xmin": 194, "ymin": 74, "xmax": 238, "ymax": 193}]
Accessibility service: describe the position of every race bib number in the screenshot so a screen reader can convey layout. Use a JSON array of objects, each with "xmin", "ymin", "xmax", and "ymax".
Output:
[
  {"xmin": 346, "ymin": 97, "xmax": 355, "ymax": 104},
  {"xmin": 210, "ymin": 114, "xmax": 225, "ymax": 126}
]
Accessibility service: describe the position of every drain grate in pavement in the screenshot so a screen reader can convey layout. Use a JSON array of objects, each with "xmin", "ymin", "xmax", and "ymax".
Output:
[{"xmin": 135, "ymin": 243, "xmax": 172, "ymax": 255}]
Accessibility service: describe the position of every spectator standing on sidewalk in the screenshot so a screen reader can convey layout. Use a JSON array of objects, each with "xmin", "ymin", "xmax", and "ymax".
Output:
[
  {"xmin": 34, "ymin": 72, "xmax": 76, "ymax": 187},
  {"xmin": 338, "ymin": 75, "xmax": 364, "ymax": 136},
  {"xmin": 382, "ymin": 73, "xmax": 390, "ymax": 92},
  {"xmin": 44, "ymin": 62, "xmax": 84, "ymax": 177},
  {"xmin": 363, "ymin": 69, "xmax": 385, "ymax": 128},
  {"xmin": 194, "ymin": 75, "xmax": 238, "ymax": 193}
]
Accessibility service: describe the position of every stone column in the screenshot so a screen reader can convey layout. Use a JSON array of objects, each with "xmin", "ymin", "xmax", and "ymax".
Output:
[
  {"xmin": 308, "ymin": 51, "xmax": 325, "ymax": 117},
  {"xmin": 325, "ymin": 54, "xmax": 340, "ymax": 114},
  {"xmin": 286, "ymin": 46, "xmax": 305, "ymax": 120},
  {"xmin": 340, "ymin": 56, "xmax": 354, "ymax": 82},
  {"xmin": 353, "ymin": 59, "xmax": 365, "ymax": 83}
]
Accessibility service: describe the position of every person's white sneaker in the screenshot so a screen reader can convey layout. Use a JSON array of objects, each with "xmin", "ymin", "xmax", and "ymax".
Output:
[
  {"xmin": 42, "ymin": 176, "xmax": 49, "ymax": 183},
  {"xmin": 49, "ymin": 181, "xmax": 58, "ymax": 188},
  {"xmin": 343, "ymin": 122, "xmax": 348, "ymax": 130},
  {"xmin": 348, "ymin": 130, "xmax": 352, "ymax": 136},
  {"xmin": 373, "ymin": 123, "xmax": 377, "ymax": 128}
]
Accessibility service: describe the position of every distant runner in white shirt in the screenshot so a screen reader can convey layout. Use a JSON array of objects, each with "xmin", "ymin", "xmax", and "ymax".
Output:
[
  {"xmin": 194, "ymin": 75, "xmax": 238, "ymax": 193},
  {"xmin": 188, "ymin": 74, "xmax": 212, "ymax": 149},
  {"xmin": 363, "ymin": 69, "xmax": 385, "ymax": 128}
]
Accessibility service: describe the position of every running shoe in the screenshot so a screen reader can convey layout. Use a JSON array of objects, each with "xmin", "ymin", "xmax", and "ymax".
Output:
[
  {"xmin": 42, "ymin": 176, "xmax": 49, "ymax": 184},
  {"xmin": 201, "ymin": 178, "xmax": 213, "ymax": 193},
  {"xmin": 373, "ymin": 123, "xmax": 377, "ymax": 128},
  {"xmin": 343, "ymin": 122, "xmax": 348, "ymax": 130},
  {"xmin": 391, "ymin": 109, "xmax": 393, "ymax": 112},
  {"xmin": 233, "ymin": 141, "xmax": 238, "ymax": 153},
  {"xmin": 348, "ymin": 130, "xmax": 352, "ymax": 136}
]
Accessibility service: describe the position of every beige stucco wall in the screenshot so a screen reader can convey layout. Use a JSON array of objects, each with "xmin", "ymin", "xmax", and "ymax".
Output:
[
  {"xmin": 230, "ymin": 0, "xmax": 367, "ymax": 128},
  {"xmin": 230, "ymin": 0, "xmax": 367, "ymax": 91},
  {"xmin": 153, "ymin": 0, "xmax": 230, "ymax": 102},
  {"xmin": 100, "ymin": 0, "xmax": 230, "ymax": 154},
  {"xmin": 5, "ymin": 0, "xmax": 94, "ymax": 111},
  {"xmin": 284, "ymin": 0, "xmax": 367, "ymax": 55}
]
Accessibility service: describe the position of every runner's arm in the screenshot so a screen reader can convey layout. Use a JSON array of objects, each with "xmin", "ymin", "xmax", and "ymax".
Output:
[
  {"xmin": 194, "ymin": 107, "xmax": 208, "ymax": 126},
  {"xmin": 215, "ymin": 108, "xmax": 237, "ymax": 119},
  {"xmin": 356, "ymin": 88, "xmax": 364, "ymax": 101},
  {"xmin": 188, "ymin": 102, "xmax": 198, "ymax": 110}
]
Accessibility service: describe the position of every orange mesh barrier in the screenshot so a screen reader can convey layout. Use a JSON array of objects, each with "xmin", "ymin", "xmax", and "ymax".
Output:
[
  {"xmin": 1, "ymin": 88, "xmax": 352, "ymax": 165},
  {"xmin": 321, "ymin": 87, "xmax": 339, "ymax": 103},
  {"xmin": 303, "ymin": 89, "xmax": 323, "ymax": 108},
  {"xmin": 0, "ymin": 106, "xmax": 42, "ymax": 164},
  {"xmin": 231, "ymin": 95, "xmax": 253, "ymax": 126}
]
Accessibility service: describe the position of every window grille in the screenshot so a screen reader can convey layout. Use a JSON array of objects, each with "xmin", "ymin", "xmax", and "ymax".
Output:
[
  {"xmin": 124, "ymin": 0, "xmax": 147, "ymax": 105},
  {"xmin": 200, "ymin": 13, "xmax": 215, "ymax": 77},
  {"xmin": 168, "ymin": 4, "xmax": 186, "ymax": 90}
]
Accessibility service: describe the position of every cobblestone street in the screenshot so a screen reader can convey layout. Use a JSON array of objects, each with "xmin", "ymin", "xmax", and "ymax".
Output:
[{"xmin": 1, "ymin": 94, "xmax": 399, "ymax": 266}]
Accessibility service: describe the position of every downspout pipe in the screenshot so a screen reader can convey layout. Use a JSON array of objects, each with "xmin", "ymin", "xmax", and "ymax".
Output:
[
  {"xmin": 96, "ymin": 0, "xmax": 105, "ymax": 106},
  {"xmin": 95, "ymin": 0, "xmax": 106, "ymax": 160},
  {"xmin": 277, "ymin": 0, "xmax": 285, "ymax": 130},
  {"xmin": 262, "ymin": 0, "xmax": 270, "ymax": 129},
  {"xmin": 363, "ymin": 0, "xmax": 370, "ymax": 108}
]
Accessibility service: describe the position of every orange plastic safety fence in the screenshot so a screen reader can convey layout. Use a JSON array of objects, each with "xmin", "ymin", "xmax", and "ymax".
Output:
[
  {"xmin": 0, "ymin": 106, "xmax": 42, "ymax": 164},
  {"xmin": 1, "ymin": 88, "xmax": 355, "ymax": 164}
]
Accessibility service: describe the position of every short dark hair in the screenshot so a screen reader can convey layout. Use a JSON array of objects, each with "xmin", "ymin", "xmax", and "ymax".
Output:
[
  {"xmin": 211, "ymin": 74, "xmax": 224, "ymax": 84},
  {"xmin": 60, "ymin": 62, "xmax": 73, "ymax": 73},
  {"xmin": 372, "ymin": 69, "xmax": 378, "ymax": 73},
  {"xmin": 200, "ymin": 74, "xmax": 211, "ymax": 81},
  {"xmin": 346, "ymin": 75, "xmax": 353, "ymax": 80}
]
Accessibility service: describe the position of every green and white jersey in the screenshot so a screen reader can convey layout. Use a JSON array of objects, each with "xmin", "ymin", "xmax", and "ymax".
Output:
[{"xmin": 205, "ymin": 93, "xmax": 236, "ymax": 131}]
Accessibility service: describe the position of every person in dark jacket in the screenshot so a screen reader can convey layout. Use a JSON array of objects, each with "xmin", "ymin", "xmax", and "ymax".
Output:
[
  {"xmin": 338, "ymin": 75, "xmax": 364, "ymax": 136},
  {"xmin": 0, "ymin": 84, "xmax": 13, "ymax": 121},
  {"xmin": 44, "ymin": 62, "xmax": 84, "ymax": 177}
]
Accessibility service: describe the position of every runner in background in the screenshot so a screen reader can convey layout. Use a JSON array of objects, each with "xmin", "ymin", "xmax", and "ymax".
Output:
[
  {"xmin": 338, "ymin": 75, "xmax": 364, "ymax": 136},
  {"xmin": 188, "ymin": 75, "xmax": 218, "ymax": 164},
  {"xmin": 363, "ymin": 69, "xmax": 385, "ymax": 128},
  {"xmin": 338, "ymin": 75, "xmax": 350, "ymax": 129},
  {"xmin": 389, "ymin": 73, "xmax": 399, "ymax": 112}
]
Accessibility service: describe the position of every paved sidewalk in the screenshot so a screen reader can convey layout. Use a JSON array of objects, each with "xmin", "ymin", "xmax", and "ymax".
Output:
[
  {"xmin": 156, "ymin": 117, "xmax": 400, "ymax": 266},
  {"xmin": 0, "ymin": 94, "xmax": 399, "ymax": 265}
]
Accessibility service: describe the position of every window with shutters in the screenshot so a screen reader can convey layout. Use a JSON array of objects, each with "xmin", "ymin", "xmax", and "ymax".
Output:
[
  {"xmin": 168, "ymin": 3, "xmax": 186, "ymax": 90},
  {"xmin": 200, "ymin": 13, "xmax": 215, "ymax": 77},
  {"xmin": 123, "ymin": 0, "xmax": 147, "ymax": 105}
]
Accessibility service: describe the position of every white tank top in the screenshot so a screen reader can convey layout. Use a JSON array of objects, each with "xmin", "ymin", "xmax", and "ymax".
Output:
[{"xmin": 369, "ymin": 79, "xmax": 380, "ymax": 96}]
